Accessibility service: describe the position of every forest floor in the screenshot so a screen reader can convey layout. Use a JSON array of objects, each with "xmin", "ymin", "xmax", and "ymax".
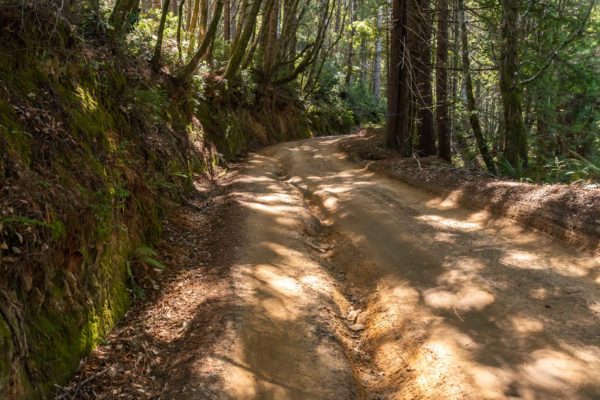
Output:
[{"xmin": 60, "ymin": 133, "xmax": 600, "ymax": 400}]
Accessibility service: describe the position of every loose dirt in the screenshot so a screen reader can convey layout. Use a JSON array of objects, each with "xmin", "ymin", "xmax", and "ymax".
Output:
[{"xmin": 61, "ymin": 134, "xmax": 600, "ymax": 400}]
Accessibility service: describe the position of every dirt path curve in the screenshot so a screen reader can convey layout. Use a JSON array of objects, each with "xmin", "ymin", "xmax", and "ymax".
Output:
[
  {"xmin": 190, "ymin": 149, "xmax": 360, "ymax": 399},
  {"xmin": 169, "ymin": 135, "xmax": 599, "ymax": 400},
  {"xmin": 267, "ymin": 136, "xmax": 600, "ymax": 400},
  {"xmin": 65, "ymin": 135, "xmax": 600, "ymax": 400}
]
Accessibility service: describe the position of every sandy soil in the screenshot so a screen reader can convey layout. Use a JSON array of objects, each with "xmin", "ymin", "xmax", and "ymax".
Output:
[
  {"xmin": 340, "ymin": 128, "xmax": 600, "ymax": 253},
  {"xmin": 62, "ymin": 134, "xmax": 600, "ymax": 400}
]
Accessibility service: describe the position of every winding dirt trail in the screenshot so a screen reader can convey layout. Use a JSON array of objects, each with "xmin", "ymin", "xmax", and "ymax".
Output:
[
  {"xmin": 67, "ymin": 135, "xmax": 600, "ymax": 400},
  {"xmin": 206, "ymin": 136, "xmax": 600, "ymax": 400}
]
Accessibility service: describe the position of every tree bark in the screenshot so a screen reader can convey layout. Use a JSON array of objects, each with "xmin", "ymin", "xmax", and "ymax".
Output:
[
  {"xmin": 499, "ymin": 0, "xmax": 528, "ymax": 170},
  {"xmin": 435, "ymin": 0, "xmax": 451, "ymax": 161},
  {"xmin": 344, "ymin": 0, "xmax": 356, "ymax": 86},
  {"xmin": 109, "ymin": 0, "xmax": 140, "ymax": 36},
  {"xmin": 177, "ymin": 0, "xmax": 187, "ymax": 62},
  {"xmin": 263, "ymin": 0, "xmax": 280, "ymax": 81},
  {"xmin": 386, "ymin": 0, "xmax": 411, "ymax": 155},
  {"xmin": 180, "ymin": 0, "xmax": 224, "ymax": 81},
  {"xmin": 150, "ymin": 0, "xmax": 172, "ymax": 71},
  {"xmin": 458, "ymin": 0, "xmax": 496, "ymax": 174},
  {"xmin": 372, "ymin": 7, "xmax": 383, "ymax": 99},
  {"xmin": 187, "ymin": 0, "xmax": 201, "ymax": 53},
  {"xmin": 224, "ymin": 0, "xmax": 231, "ymax": 42},
  {"xmin": 224, "ymin": 0, "xmax": 264, "ymax": 79},
  {"xmin": 413, "ymin": 0, "xmax": 436, "ymax": 156}
]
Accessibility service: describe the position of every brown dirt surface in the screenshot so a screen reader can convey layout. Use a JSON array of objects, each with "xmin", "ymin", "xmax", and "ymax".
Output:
[
  {"xmin": 58, "ymin": 134, "xmax": 600, "ymax": 400},
  {"xmin": 340, "ymin": 128, "xmax": 600, "ymax": 254}
]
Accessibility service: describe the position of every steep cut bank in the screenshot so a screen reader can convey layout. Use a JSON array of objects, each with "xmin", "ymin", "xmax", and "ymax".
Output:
[{"xmin": 0, "ymin": 5, "xmax": 341, "ymax": 398}]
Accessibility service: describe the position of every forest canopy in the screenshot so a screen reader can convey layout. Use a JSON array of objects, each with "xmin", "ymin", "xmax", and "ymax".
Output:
[{"xmin": 9, "ymin": 0, "xmax": 600, "ymax": 182}]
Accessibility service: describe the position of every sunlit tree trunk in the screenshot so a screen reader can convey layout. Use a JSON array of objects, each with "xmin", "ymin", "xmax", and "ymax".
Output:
[
  {"xmin": 177, "ymin": 0, "xmax": 187, "ymax": 62},
  {"xmin": 263, "ymin": 0, "xmax": 280, "ymax": 81},
  {"xmin": 224, "ymin": 0, "xmax": 231, "ymax": 42},
  {"xmin": 187, "ymin": 0, "xmax": 201, "ymax": 53},
  {"xmin": 150, "ymin": 0, "xmax": 172, "ymax": 71},
  {"xmin": 224, "ymin": 0, "xmax": 263, "ymax": 79},
  {"xmin": 344, "ymin": 0, "xmax": 356, "ymax": 86},
  {"xmin": 180, "ymin": 0, "xmax": 224, "ymax": 81},
  {"xmin": 458, "ymin": 0, "xmax": 496, "ymax": 174},
  {"xmin": 372, "ymin": 8, "xmax": 383, "ymax": 99}
]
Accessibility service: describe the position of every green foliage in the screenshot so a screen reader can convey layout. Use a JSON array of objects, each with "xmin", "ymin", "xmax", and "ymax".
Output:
[
  {"xmin": 127, "ymin": 9, "xmax": 179, "ymax": 62},
  {"xmin": 0, "ymin": 216, "xmax": 66, "ymax": 241},
  {"xmin": 542, "ymin": 153, "xmax": 600, "ymax": 183},
  {"xmin": 134, "ymin": 246, "xmax": 166, "ymax": 270}
]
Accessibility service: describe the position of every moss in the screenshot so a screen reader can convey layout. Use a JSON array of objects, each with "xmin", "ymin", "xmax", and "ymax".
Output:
[
  {"xmin": 0, "ymin": 216, "xmax": 65, "ymax": 241},
  {"xmin": 0, "ymin": 317, "xmax": 13, "ymax": 392},
  {"xmin": 28, "ymin": 233, "xmax": 131, "ymax": 395},
  {"xmin": 0, "ymin": 100, "xmax": 33, "ymax": 166}
]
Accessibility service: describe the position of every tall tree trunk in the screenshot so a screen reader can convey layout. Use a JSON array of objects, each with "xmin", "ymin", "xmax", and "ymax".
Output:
[
  {"xmin": 198, "ymin": 0, "xmax": 209, "ymax": 39},
  {"xmin": 150, "ymin": 0, "xmax": 172, "ymax": 71},
  {"xmin": 359, "ymin": 36, "xmax": 368, "ymax": 87},
  {"xmin": 186, "ymin": 0, "xmax": 193, "ymax": 29},
  {"xmin": 224, "ymin": 0, "xmax": 263, "ymax": 79},
  {"xmin": 499, "ymin": 0, "xmax": 528, "ymax": 170},
  {"xmin": 413, "ymin": 0, "xmax": 436, "ymax": 156},
  {"xmin": 187, "ymin": 0, "xmax": 201, "ymax": 53},
  {"xmin": 109, "ymin": 0, "xmax": 140, "ymax": 36},
  {"xmin": 180, "ymin": 0, "xmax": 224, "ymax": 81},
  {"xmin": 386, "ymin": 0, "xmax": 411, "ymax": 155},
  {"xmin": 458, "ymin": 0, "xmax": 496, "ymax": 174},
  {"xmin": 224, "ymin": 0, "xmax": 231, "ymax": 42},
  {"xmin": 177, "ymin": 0, "xmax": 187, "ymax": 62},
  {"xmin": 372, "ymin": 7, "xmax": 383, "ymax": 99},
  {"xmin": 263, "ymin": 0, "xmax": 279, "ymax": 81},
  {"xmin": 435, "ymin": 0, "xmax": 450, "ymax": 161},
  {"xmin": 344, "ymin": 0, "xmax": 356, "ymax": 86}
]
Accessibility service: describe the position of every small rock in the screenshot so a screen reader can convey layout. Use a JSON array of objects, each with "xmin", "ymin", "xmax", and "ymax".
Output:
[
  {"xmin": 347, "ymin": 308, "xmax": 362, "ymax": 323},
  {"xmin": 349, "ymin": 323, "xmax": 365, "ymax": 332}
]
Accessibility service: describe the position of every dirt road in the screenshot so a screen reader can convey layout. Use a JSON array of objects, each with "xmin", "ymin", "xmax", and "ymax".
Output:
[
  {"xmin": 213, "ymin": 136, "xmax": 600, "ymax": 400},
  {"xmin": 68, "ymin": 135, "xmax": 600, "ymax": 399}
]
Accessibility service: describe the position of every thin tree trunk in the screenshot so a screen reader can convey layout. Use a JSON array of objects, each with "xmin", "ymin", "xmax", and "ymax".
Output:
[
  {"xmin": 436, "ymin": 0, "xmax": 451, "ymax": 161},
  {"xmin": 187, "ymin": 0, "xmax": 201, "ymax": 53},
  {"xmin": 458, "ymin": 0, "xmax": 496, "ymax": 174},
  {"xmin": 372, "ymin": 7, "xmax": 383, "ymax": 99},
  {"xmin": 150, "ymin": 0, "xmax": 172, "ymax": 71},
  {"xmin": 344, "ymin": 0, "xmax": 356, "ymax": 86},
  {"xmin": 386, "ymin": 0, "xmax": 411, "ymax": 155},
  {"xmin": 180, "ymin": 0, "xmax": 224, "ymax": 81},
  {"xmin": 177, "ymin": 0, "xmax": 187, "ymax": 62},
  {"xmin": 198, "ymin": 0, "xmax": 209, "ymax": 39},
  {"xmin": 224, "ymin": 0, "xmax": 231, "ymax": 42},
  {"xmin": 224, "ymin": 0, "xmax": 263, "ymax": 79}
]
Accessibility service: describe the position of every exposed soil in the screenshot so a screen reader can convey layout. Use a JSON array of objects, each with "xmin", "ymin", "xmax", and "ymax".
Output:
[
  {"xmin": 340, "ymin": 128, "xmax": 600, "ymax": 254},
  {"xmin": 59, "ymin": 133, "xmax": 600, "ymax": 399}
]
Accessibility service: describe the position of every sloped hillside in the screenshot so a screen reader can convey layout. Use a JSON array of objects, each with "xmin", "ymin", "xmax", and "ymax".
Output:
[{"xmin": 0, "ymin": 5, "xmax": 326, "ymax": 398}]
